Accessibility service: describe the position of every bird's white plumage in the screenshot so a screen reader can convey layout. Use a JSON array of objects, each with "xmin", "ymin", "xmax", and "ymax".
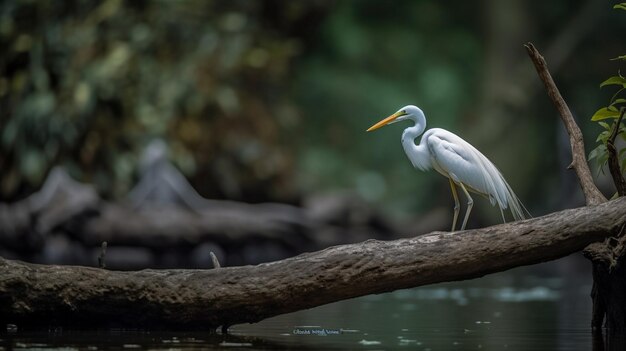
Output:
[
  {"xmin": 368, "ymin": 104, "xmax": 528, "ymax": 230},
  {"xmin": 424, "ymin": 128, "xmax": 525, "ymax": 220}
]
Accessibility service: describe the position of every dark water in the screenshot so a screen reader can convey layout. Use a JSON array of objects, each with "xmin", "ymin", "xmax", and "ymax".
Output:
[{"xmin": 0, "ymin": 256, "xmax": 609, "ymax": 351}]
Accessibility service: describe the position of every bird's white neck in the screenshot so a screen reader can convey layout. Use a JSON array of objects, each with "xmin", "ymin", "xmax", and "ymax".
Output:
[{"xmin": 401, "ymin": 112, "xmax": 431, "ymax": 171}]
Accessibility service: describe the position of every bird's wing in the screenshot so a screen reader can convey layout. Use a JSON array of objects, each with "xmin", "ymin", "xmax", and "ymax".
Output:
[
  {"xmin": 425, "ymin": 130, "xmax": 495, "ymax": 198},
  {"xmin": 425, "ymin": 129, "xmax": 527, "ymax": 220}
]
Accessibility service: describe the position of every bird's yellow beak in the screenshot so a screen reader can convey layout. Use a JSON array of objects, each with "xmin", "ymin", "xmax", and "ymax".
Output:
[{"xmin": 366, "ymin": 111, "xmax": 406, "ymax": 132}]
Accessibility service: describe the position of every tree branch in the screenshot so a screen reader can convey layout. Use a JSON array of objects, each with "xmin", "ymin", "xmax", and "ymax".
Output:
[
  {"xmin": 2, "ymin": 197, "xmax": 625, "ymax": 330},
  {"xmin": 524, "ymin": 42, "xmax": 607, "ymax": 206},
  {"xmin": 607, "ymin": 108, "xmax": 626, "ymax": 196}
]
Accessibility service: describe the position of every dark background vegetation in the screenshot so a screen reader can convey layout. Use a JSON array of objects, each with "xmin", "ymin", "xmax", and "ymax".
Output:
[{"xmin": 1, "ymin": 0, "xmax": 624, "ymax": 224}]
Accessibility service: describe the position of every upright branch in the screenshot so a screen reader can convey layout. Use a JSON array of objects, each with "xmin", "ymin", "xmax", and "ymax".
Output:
[
  {"xmin": 607, "ymin": 108, "xmax": 626, "ymax": 196},
  {"xmin": 526, "ymin": 43, "xmax": 626, "ymax": 334},
  {"xmin": 524, "ymin": 42, "xmax": 607, "ymax": 206}
]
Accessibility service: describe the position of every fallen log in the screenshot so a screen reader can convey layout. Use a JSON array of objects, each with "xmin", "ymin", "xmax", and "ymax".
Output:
[
  {"xmin": 0, "ymin": 165, "xmax": 397, "ymax": 267},
  {"xmin": 1, "ymin": 197, "xmax": 625, "ymax": 330}
]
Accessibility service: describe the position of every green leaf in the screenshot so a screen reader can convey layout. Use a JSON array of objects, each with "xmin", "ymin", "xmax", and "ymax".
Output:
[
  {"xmin": 588, "ymin": 144, "xmax": 607, "ymax": 161},
  {"xmin": 600, "ymin": 150, "xmax": 609, "ymax": 164},
  {"xmin": 591, "ymin": 107, "xmax": 621, "ymax": 121},
  {"xmin": 600, "ymin": 76, "xmax": 626, "ymax": 88},
  {"xmin": 599, "ymin": 121, "xmax": 611, "ymax": 130},
  {"xmin": 610, "ymin": 98, "xmax": 626, "ymax": 107},
  {"xmin": 611, "ymin": 55, "xmax": 626, "ymax": 61},
  {"xmin": 614, "ymin": 3, "xmax": 626, "ymax": 10},
  {"xmin": 596, "ymin": 130, "xmax": 611, "ymax": 143}
]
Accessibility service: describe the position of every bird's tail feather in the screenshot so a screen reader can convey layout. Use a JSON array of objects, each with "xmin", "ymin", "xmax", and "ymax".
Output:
[
  {"xmin": 503, "ymin": 181, "xmax": 531, "ymax": 221},
  {"xmin": 472, "ymin": 148, "xmax": 530, "ymax": 222}
]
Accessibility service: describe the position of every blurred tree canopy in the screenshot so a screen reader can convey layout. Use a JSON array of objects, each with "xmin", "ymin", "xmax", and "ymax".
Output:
[
  {"xmin": 0, "ymin": 0, "xmax": 329, "ymax": 202},
  {"xmin": 1, "ymin": 0, "xmax": 624, "ymax": 221}
]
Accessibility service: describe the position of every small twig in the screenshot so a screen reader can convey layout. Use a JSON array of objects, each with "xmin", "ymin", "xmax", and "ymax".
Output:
[
  {"xmin": 210, "ymin": 251, "xmax": 221, "ymax": 269},
  {"xmin": 524, "ymin": 42, "xmax": 607, "ymax": 206},
  {"xmin": 98, "ymin": 242, "xmax": 107, "ymax": 269},
  {"xmin": 606, "ymin": 108, "xmax": 626, "ymax": 196}
]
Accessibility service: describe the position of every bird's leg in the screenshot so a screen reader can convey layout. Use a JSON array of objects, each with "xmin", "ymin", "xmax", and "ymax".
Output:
[
  {"xmin": 448, "ymin": 178, "xmax": 460, "ymax": 231},
  {"xmin": 458, "ymin": 182, "xmax": 473, "ymax": 230}
]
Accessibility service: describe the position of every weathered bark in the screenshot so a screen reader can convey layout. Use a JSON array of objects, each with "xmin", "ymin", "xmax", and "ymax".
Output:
[
  {"xmin": 606, "ymin": 108, "xmax": 626, "ymax": 197},
  {"xmin": 1, "ymin": 197, "xmax": 625, "ymax": 330},
  {"xmin": 584, "ymin": 234, "xmax": 626, "ymax": 334},
  {"xmin": 524, "ymin": 42, "xmax": 606, "ymax": 206},
  {"xmin": 526, "ymin": 43, "xmax": 626, "ymax": 334}
]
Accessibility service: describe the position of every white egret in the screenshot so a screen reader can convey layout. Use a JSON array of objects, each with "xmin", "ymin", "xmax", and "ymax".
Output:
[{"xmin": 367, "ymin": 105, "xmax": 527, "ymax": 231}]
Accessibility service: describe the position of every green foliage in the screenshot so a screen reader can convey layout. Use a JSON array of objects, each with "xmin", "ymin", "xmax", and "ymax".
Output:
[
  {"xmin": 0, "ymin": 0, "xmax": 326, "ymax": 201},
  {"xmin": 588, "ymin": 6, "xmax": 626, "ymax": 176},
  {"xmin": 591, "ymin": 106, "xmax": 623, "ymax": 121},
  {"xmin": 599, "ymin": 75, "xmax": 626, "ymax": 88}
]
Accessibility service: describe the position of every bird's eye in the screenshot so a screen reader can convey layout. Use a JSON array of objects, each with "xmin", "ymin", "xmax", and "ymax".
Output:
[{"xmin": 402, "ymin": 110, "xmax": 406, "ymax": 114}]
